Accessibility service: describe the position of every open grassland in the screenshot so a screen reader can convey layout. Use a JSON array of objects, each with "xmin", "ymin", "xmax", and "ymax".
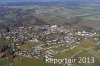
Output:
[
  {"xmin": 74, "ymin": 50, "xmax": 100, "ymax": 66},
  {"xmin": 86, "ymin": 48, "xmax": 100, "ymax": 60},
  {"xmin": 19, "ymin": 41, "xmax": 43, "ymax": 51},
  {"xmin": 80, "ymin": 18, "xmax": 100, "ymax": 29},
  {"xmin": 0, "ymin": 39, "xmax": 12, "ymax": 48},
  {"xmin": 0, "ymin": 58, "xmax": 10, "ymax": 66},
  {"xmin": 12, "ymin": 56, "xmax": 62, "ymax": 66},
  {"xmin": 52, "ymin": 45, "xmax": 67, "ymax": 51}
]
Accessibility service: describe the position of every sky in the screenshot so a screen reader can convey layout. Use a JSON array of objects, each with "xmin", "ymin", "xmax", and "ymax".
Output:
[
  {"xmin": 0, "ymin": 0, "xmax": 65, "ymax": 2},
  {"xmin": 0, "ymin": 0, "xmax": 89, "ymax": 2},
  {"xmin": 1, "ymin": 0, "xmax": 52, "ymax": 3},
  {"xmin": 0, "ymin": 0, "xmax": 66, "ymax": 3},
  {"xmin": 0, "ymin": 0, "xmax": 99, "ymax": 3}
]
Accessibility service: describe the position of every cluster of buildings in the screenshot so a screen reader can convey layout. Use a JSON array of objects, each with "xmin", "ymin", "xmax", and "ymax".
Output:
[
  {"xmin": 0, "ymin": 25, "xmax": 70, "ymax": 46},
  {"xmin": 0, "ymin": 24, "xmax": 98, "ymax": 59},
  {"xmin": 75, "ymin": 31, "xmax": 97, "ymax": 37}
]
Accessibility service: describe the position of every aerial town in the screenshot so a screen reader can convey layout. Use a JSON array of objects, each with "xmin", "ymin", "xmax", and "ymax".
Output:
[
  {"xmin": 0, "ymin": 24, "xmax": 100, "ymax": 66},
  {"xmin": 0, "ymin": 0, "xmax": 100, "ymax": 66}
]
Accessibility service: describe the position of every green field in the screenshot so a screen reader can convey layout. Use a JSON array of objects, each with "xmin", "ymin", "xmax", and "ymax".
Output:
[
  {"xmin": 74, "ymin": 50, "xmax": 100, "ymax": 66},
  {"xmin": 0, "ymin": 39, "xmax": 12, "ymax": 48},
  {"xmin": 52, "ymin": 45, "xmax": 66, "ymax": 51},
  {"xmin": 86, "ymin": 48, "xmax": 100, "ymax": 60},
  {"xmin": 12, "ymin": 56, "xmax": 62, "ymax": 66},
  {"xmin": 19, "ymin": 41, "xmax": 43, "ymax": 51},
  {"xmin": 0, "ymin": 58, "xmax": 11, "ymax": 66}
]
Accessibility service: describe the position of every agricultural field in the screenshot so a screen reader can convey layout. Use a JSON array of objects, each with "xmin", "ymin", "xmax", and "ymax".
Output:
[
  {"xmin": 74, "ymin": 50, "xmax": 100, "ymax": 66},
  {"xmin": 1, "ymin": 1, "xmax": 100, "ymax": 29},
  {"xmin": 19, "ymin": 41, "xmax": 43, "ymax": 51},
  {"xmin": 12, "ymin": 56, "xmax": 62, "ymax": 66}
]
